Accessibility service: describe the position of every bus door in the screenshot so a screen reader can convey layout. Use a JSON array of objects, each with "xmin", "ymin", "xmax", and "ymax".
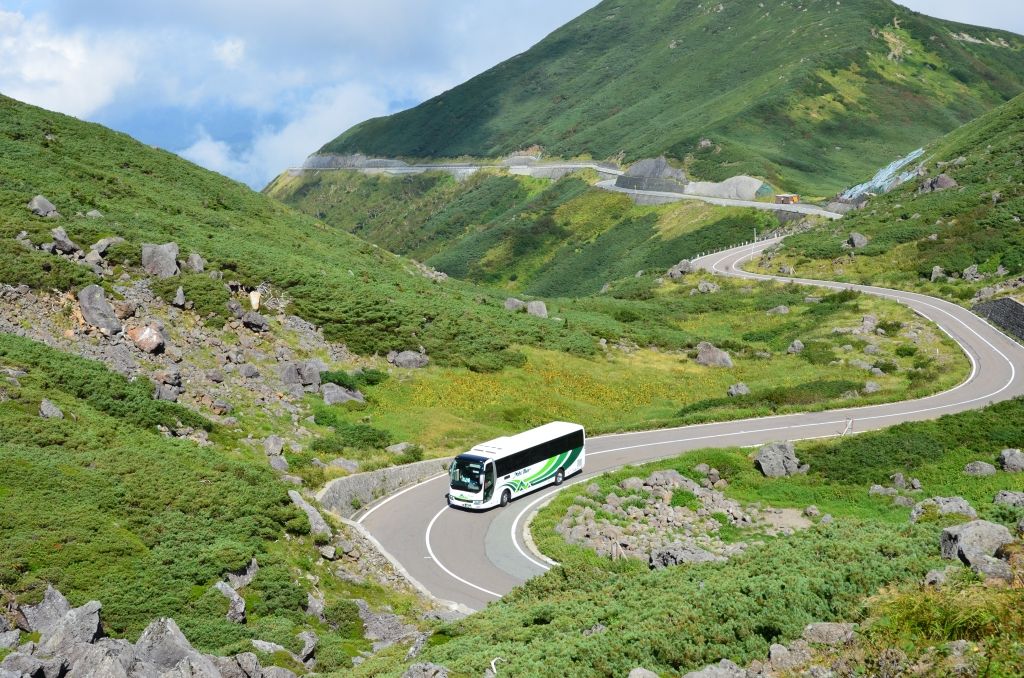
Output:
[{"xmin": 483, "ymin": 461, "xmax": 495, "ymax": 502}]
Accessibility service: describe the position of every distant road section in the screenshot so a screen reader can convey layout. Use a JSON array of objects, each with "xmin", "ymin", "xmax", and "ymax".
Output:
[{"xmin": 288, "ymin": 161, "xmax": 842, "ymax": 220}]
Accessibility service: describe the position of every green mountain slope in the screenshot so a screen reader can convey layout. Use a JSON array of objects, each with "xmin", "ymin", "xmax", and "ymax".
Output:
[
  {"xmin": 318, "ymin": 0, "xmax": 1024, "ymax": 195},
  {"xmin": 0, "ymin": 94, "xmax": 596, "ymax": 372},
  {"xmin": 267, "ymin": 169, "xmax": 779, "ymax": 296},
  {"xmin": 758, "ymin": 92, "xmax": 1024, "ymax": 301}
]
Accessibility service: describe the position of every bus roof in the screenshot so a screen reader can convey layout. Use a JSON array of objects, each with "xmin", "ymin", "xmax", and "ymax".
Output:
[{"xmin": 467, "ymin": 421, "xmax": 584, "ymax": 459}]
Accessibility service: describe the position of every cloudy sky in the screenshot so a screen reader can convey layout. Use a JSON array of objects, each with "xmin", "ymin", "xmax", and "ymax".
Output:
[{"xmin": 0, "ymin": 1, "xmax": 1020, "ymax": 189}]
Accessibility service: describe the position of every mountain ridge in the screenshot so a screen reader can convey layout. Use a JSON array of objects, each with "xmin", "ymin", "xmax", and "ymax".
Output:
[{"xmin": 317, "ymin": 0, "xmax": 1024, "ymax": 195}]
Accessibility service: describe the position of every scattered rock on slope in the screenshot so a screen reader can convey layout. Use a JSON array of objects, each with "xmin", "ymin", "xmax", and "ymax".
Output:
[
  {"xmin": 695, "ymin": 341, "xmax": 733, "ymax": 368},
  {"xmin": 910, "ymin": 496, "xmax": 976, "ymax": 523},
  {"xmin": 288, "ymin": 490, "xmax": 332, "ymax": 539},
  {"xmin": 389, "ymin": 350, "xmax": 429, "ymax": 369},
  {"xmin": 50, "ymin": 227, "xmax": 79, "ymax": 254},
  {"xmin": 504, "ymin": 297, "xmax": 527, "ymax": 312},
  {"xmin": 848, "ymin": 232, "xmax": 870, "ymax": 249},
  {"xmin": 141, "ymin": 242, "xmax": 180, "ymax": 278},
  {"xmin": 77, "ymin": 285, "xmax": 122, "ymax": 335},
  {"xmin": 28, "ymin": 194, "xmax": 60, "ymax": 218},
  {"xmin": 940, "ymin": 520, "xmax": 1013, "ymax": 563},
  {"xmin": 727, "ymin": 383, "xmax": 750, "ymax": 397},
  {"xmin": 667, "ymin": 259, "xmax": 693, "ymax": 279},
  {"xmin": 39, "ymin": 399, "xmax": 64, "ymax": 419},
  {"xmin": 964, "ymin": 461, "xmax": 996, "ymax": 477},
  {"xmin": 1000, "ymin": 448, "xmax": 1024, "ymax": 472},
  {"xmin": 754, "ymin": 441, "xmax": 808, "ymax": 478},
  {"xmin": 322, "ymin": 382, "xmax": 364, "ymax": 405},
  {"xmin": 526, "ymin": 300, "xmax": 548, "ymax": 318},
  {"xmin": 126, "ymin": 324, "xmax": 165, "ymax": 354}
]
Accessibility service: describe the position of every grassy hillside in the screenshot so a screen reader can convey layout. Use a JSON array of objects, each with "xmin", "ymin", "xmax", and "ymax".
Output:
[
  {"xmin": 754, "ymin": 92, "xmax": 1024, "ymax": 302},
  {"xmin": 0, "ymin": 333, "xmax": 429, "ymax": 671},
  {"xmin": 359, "ymin": 397, "xmax": 1024, "ymax": 677},
  {"xmin": 0, "ymin": 95, "xmax": 597, "ymax": 373},
  {"xmin": 267, "ymin": 169, "xmax": 779, "ymax": 296},
  {"xmin": 319, "ymin": 0, "xmax": 1024, "ymax": 195}
]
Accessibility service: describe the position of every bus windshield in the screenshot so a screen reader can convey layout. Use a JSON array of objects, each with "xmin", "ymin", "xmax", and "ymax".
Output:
[{"xmin": 449, "ymin": 455, "xmax": 485, "ymax": 493}]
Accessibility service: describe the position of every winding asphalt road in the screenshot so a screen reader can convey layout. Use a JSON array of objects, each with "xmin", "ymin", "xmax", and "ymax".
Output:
[{"xmin": 356, "ymin": 238, "xmax": 1024, "ymax": 612}]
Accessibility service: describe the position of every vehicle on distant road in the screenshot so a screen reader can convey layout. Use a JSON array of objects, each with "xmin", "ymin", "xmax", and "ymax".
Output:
[{"xmin": 448, "ymin": 422, "xmax": 586, "ymax": 509}]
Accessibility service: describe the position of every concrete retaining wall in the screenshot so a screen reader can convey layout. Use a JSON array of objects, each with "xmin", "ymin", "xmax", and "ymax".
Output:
[
  {"xmin": 615, "ymin": 176, "xmax": 687, "ymax": 193},
  {"xmin": 317, "ymin": 457, "xmax": 454, "ymax": 518},
  {"xmin": 974, "ymin": 297, "xmax": 1024, "ymax": 343}
]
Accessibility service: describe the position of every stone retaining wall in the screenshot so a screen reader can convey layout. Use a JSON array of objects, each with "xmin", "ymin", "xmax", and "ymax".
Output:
[
  {"xmin": 975, "ymin": 297, "xmax": 1024, "ymax": 343},
  {"xmin": 317, "ymin": 457, "xmax": 454, "ymax": 518}
]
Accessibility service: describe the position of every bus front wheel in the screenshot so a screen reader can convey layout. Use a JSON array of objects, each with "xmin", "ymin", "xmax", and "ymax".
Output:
[
  {"xmin": 500, "ymin": 490, "xmax": 511, "ymax": 507},
  {"xmin": 555, "ymin": 468, "xmax": 565, "ymax": 485}
]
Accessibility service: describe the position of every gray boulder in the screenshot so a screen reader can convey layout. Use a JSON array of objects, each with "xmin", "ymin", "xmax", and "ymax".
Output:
[
  {"xmin": 78, "ymin": 285, "xmax": 122, "ymax": 335},
  {"xmin": 386, "ymin": 442, "xmax": 414, "ymax": 455},
  {"xmin": 211, "ymin": 653, "xmax": 262, "ymax": 678},
  {"xmin": 848, "ymin": 232, "xmax": 870, "ymax": 248},
  {"xmin": 329, "ymin": 458, "xmax": 359, "ymax": 473},
  {"xmin": 392, "ymin": 351, "xmax": 429, "ymax": 369},
  {"xmin": 697, "ymin": 281, "xmax": 719, "ymax": 294},
  {"xmin": 296, "ymin": 630, "xmax": 318, "ymax": 662},
  {"xmin": 964, "ymin": 461, "xmax": 996, "ymax": 477},
  {"xmin": 141, "ymin": 242, "xmax": 180, "ymax": 278},
  {"xmin": 213, "ymin": 582, "xmax": 246, "ymax": 624},
  {"xmin": 999, "ymin": 448, "xmax": 1024, "ymax": 472},
  {"xmin": 920, "ymin": 173, "xmax": 958, "ymax": 193},
  {"xmin": 322, "ymin": 382, "xmax": 364, "ymax": 405},
  {"xmin": 184, "ymin": 252, "xmax": 206, "ymax": 273},
  {"xmin": 649, "ymin": 543, "xmax": 724, "ymax": 569},
  {"xmin": 910, "ymin": 496, "xmax": 976, "ymax": 523},
  {"xmin": 667, "ymin": 260, "xmax": 693, "ymax": 279},
  {"xmin": 864, "ymin": 381, "xmax": 881, "ymax": 394},
  {"xmin": 940, "ymin": 520, "xmax": 1013, "ymax": 563},
  {"xmin": 682, "ymin": 659, "xmax": 745, "ymax": 678},
  {"xmin": 767, "ymin": 305, "xmax": 790, "ymax": 315},
  {"xmin": 754, "ymin": 441, "xmax": 807, "ymax": 478},
  {"xmin": 504, "ymin": 298, "xmax": 526, "ymax": 312},
  {"xmin": 993, "ymin": 491, "xmax": 1024, "ymax": 508},
  {"xmin": 21, "ymin": 585, "xmax": 71, "ymax": 634},
  {"xmin": 269, "ymin": 456, "xmax": 289, "ymax": 472},
  {"xmin": 403, "ymin": 662, "xmax": 450, "ymax": 678},
  {"xmin": 727, "ymin": 383, "xmax": 750, "ymax": 397},
  {"xmin": 263, "ymin": 436, "xmax": 284, "ymax": 457},
  {"xmin": 241, "ymin": 311, "xmax": 269, "ymax": 332},
  {"xmin": 969, "ymin": 555, "xmax": 1014, "ymax": 583},
  {"xmin": 930, "ymin": 266, "xmax": 945, "ymax": 282},
  {"xmin": 629, "ymin": 669, "xmax": 659, "ymax": 678},
  {"xmin": 38, "ymin": 600, "xmax": 102, "ymax": 656},
  {"xmin": 172, "ymin": 287, "xmax": 186, "ymax": 308},
  {"xmin": 90, "ymin": 236, "xmax": 124, "ymax": 255},
  {"xmin": 237, "ymin": 364, "xmax": 260, "ymax": 379},
  {"xmin": 39, "ymin": 399, "xmax": 64, "ymax": 420},
  {"xmin": 695, "ymin": 342, "xmax": 733, "ymax": 368},
  {"xmin": 297, "ymin": 363, "xmax": 322, "ymax": 388},
  {"xmin": 963, "ymin": 265, "xmax": 984, "ymax": 283},
  {"xmin": 85, "ymin": 209, "xmax": 104, "ymax": 219},
  {"xmin": 803, "ymin": 622, "xmax": 855, "ymax": 645},
  {"xmin": 28, "ymin": 195, "xmax": 59, "ymax": 218},
  {"xmin": 262, "ymin": 668, "xmax": 299, "ymax": 678},
  {"xmin": 787, "ymin": 339, "xmax": 804, "ymax": 354},
  {"xmin": 226, "ymin": 558, "xmax": 259, "ymax": 591},
  {"xmin": 51, "ymin": 227, "xmax": 79, "ymax": 254},
  {"xmin": 288, "ymin": 490, "xmax": 332, "ymax": 539},
  {"xmin": 132, "ymin": 617, "xmax": 189, "ymax": 667},
  {"xmin": 526, "ymin": 300, "xmax": 548, "ymax": 319},
  {"xmin": 0, "ymin": 631, "xmax": 18, "ymax": 651}
]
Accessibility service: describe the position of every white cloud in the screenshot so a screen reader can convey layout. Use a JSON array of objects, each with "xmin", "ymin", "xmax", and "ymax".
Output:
[
  {"xmin": 214, "ymin": 37, "xmax": 245, "ymax": 68},
  {"xmin": 0, "ymin": 10, "xmax": 137, "ymax": 117},
  {"xmin": 179, "ymin": 82, "xmax": 390, "ymax": 187}
]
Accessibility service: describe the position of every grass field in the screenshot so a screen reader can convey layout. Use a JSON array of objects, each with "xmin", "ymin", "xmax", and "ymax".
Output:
[{"xmin": 309, "ymin": 277, "xmax": 967, "ymax": 461}]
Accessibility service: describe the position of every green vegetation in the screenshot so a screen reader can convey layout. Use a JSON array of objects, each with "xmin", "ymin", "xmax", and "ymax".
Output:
[
  {"xmin": 0, "ymin": 333, "xmax": 426, "ymax": 666},
  {"xmin": 755, "ymin": 93, "xmax": 1024, "ymax": 302},
  {"xmin": 0, "ymin": 94, "xmax": 598, "ymax": 372},
  {"xmin": 319, "ymin": 0, "xmax": 1024, "ymax": 195},
  {"xmin": 319, "ymin": 280, "xmax": 966, "ymax": 455},
  {"xmin": 362, "ymin": 397, "xmax": 1024, "ymax": 677},
  {"xmin": 270, "ymin": 168, "xmax": 783, "ymax": 296}
]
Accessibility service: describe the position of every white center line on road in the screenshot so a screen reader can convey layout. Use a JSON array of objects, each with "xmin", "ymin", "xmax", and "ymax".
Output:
[{"xmin": 425, "ymin": 506, "xmax": 502, "ymax": 600}]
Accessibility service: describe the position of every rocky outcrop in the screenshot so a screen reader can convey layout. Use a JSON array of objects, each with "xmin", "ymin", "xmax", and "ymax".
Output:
[
  {"xmin": 919, "ymin": 173, "xmax": 958, "ymax": 194},
  {"xmin": 847, "ymin": 232, "xmax": 870, "ymax": 249},
  {"xmin": 389, "ymin": 350, "xmax": 429, "ymax": 369},
  {"xmin": 754, "ymin": 442, "xmax": 808, "ymax": 478},
  {"xmin": 39, "ymin": 399, "xmax": 64, "ymax": 419},
  {"xmin": 526, "ymin": 300, "xmax": 548, "ymax": 319},
  {"xmin": 141, "ymin": 242, "xmax": 180, "ymax": 278},
  {"xmin": 667, "ymin": 260, "xmax": 693, "ymax": 279},
  {"xmin": 1000, "ymin": 448, "xmax": 1024, "ymax": 472},
  {"xmin": 3, "ymin": 587, "xmax": 278, "ymax": 678},
  {"xmin": 940, "ymin": 520, "xmax": 1014, "ymax": 572},
  {"xmin": 910, "ymin": 496, "xmax": 976, "ymax": 523},
  {"xmin": 213, "ymin": 582, "xmax": 246, "ymax": 624},
  {"xmin": 78, "ymin": 285, "xmax": 122, "ymax": 335},
  {"xmin": 694, "ymin": 342, "xmax": 733, "ymax": 368},
  {"xmin": 288, "ymin": 490, "xmax": 332, "ymax": 540},
  {"xmin": 964, "ymin": 461, "xmax": 996, "ymax": 477}
]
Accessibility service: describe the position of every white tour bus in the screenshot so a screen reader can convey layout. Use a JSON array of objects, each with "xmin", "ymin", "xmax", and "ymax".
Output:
[{"xmin": 447, "ymin": 421, "xmax": 586, "ymax": 510}]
